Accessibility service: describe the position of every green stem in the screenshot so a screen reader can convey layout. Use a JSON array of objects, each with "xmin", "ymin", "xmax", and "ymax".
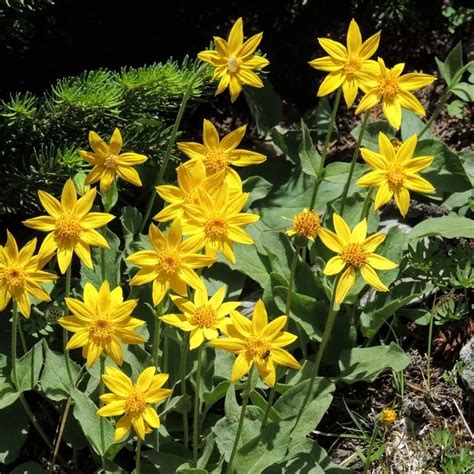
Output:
[
  {"xmin": 427, "ymin": 305, "xmax": 435, "ymax": 392},
  {"xmin": 260, "ymin": 385, "xmax": 276, "ymax": 429},
  {"xmin": 226, "ymin": 366, "xmax": 255, "ymax": 474},
  {"xmin": 135, "ymin": 438, "xmax": 142, "ymax": 474},
  {"xmin": 193, "ymin": 344, "xmax": 204, "ymax": 466},
  {"xmin": 99, "ymin": 356, "xmax": 106, "ymax": 466},
  {"xmin": 339, "ymin": 111, "xmax": 370, "ymax": 216},
  {"xmin": 359, "ymin": 188, "xmax": 374, "ymax": 222},
  {"xmin": 363, "ymin": 424, "xmax": 380, "ymax": 474},
  {"xmin": 100, "ymin": 247, "xmax": 106, "ymax": 283},
  {"xmin": 291, "ymin": 275, "xmax": 340, "ymax": 434},
  {"xmin": 309, "ymin": 87, "xmax": 342, "ymax": 210},
  {"xmin": 418, "ymin": 89, "xmax": 452, "ymax": 139},
  {"xmin": 64, "ymin": 265, "xmax": 74, "ymax": 386},
  {"xmin": 180, "ymin": 334, "xmax": 189, "ymax": 450},
  {"xmin": 17, "ymin": 315, "xmax": 27, "ymax": 354},
  {"xmin": 152, "ymin": 316, "xmax": 162, "ymax": 369},
  {"xmin": 139, "ymin": 64, "xmax": 205, "ymax": 234},
  {"xmin": 163, "ymin": 334, "xmax": 169, "ymax": 374}
]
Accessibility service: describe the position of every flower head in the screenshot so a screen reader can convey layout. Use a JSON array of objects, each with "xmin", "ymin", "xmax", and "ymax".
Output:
[
  {"xmin": 23, "ymin": 179, "xmax": 114, "ymax": 274},
  {"xmin": 287, "ymin": 209, "xmax": 322, "ymax": 242},
  {"xmin": 58, "ymin": 281, "xmax": 146, "ymax": 367},
  {"xmin": 178, "ymin": 119, "xmax": 266, "ymax": 190},
  {"xmin": 80, "ymin": 129, "xmax": 148, "ymax": 192},
  {"xmin": 154, "ymin": 161, "xmax": 224, "ymax": 223},
  {"xmin": 211, "ymin": 300, "xmax": 301, "ymax": 387},
  {"xmin": 198, "ymin": 17, "xmax": 269, "ymax": 102},
  {"xmin": 127, "ymin": 220, "xmax": 214, "ymax": 306},
  {"xmin": 0, "ymin": 232, "xmax": 57, "ymax": 318},
  {"xmin": 183, "ymin": 186, "xmax": 259, "ymax": 264},
  {"xmin": 319, "ymin": 214, "xmax": 398, "ymax": 304},
  {"xmin": 309, "ymin": 19, "xmax": 380, "ymax": 107},
  {"xmin": 380, "ymin": 408, "xmax": 397, "ymax": 425},
  {"xmin": 356, "ymin": 58, "xmax": 436, "ymax": 129},
  {"xmin": 357, "ymin": 133, "xmax": 435, "ymax": 216},
  {"xmin": 97, "ymin": 366, "xmax": 172, "ymax": 441}
]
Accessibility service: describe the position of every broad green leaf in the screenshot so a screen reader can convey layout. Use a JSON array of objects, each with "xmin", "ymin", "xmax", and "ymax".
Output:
[
  {"xmin": 452, "ymin": 82, "xmax": 474, "ymax": 101},
  {"xmin": 401, "ymin": 110, "xmax": 435, "ymax": 140},
  {"xmin": 338, "ymin": 343, "xmax": 411, "ymax": 383},
  {"xmin": 409, "ymin": 214, "xmax": 474, "ymax": 239},
  {"xmin": 0, "ymin": 354, "xmax": 19, "ymax": 408},
  {"xmin": 203, "ymin": 380, "xmax": 230, "ymax": 409},
  {"xmin": 120, "ymin": 206, "xmax": 143, "ymax": 246},
  {"xmin": 0, "ymin": 400, "xmax": 28, "ymax": 464},
  {"xmin": 202, "ymin": 263, "xmax": 246, "ymax": 299},
  {"xmin": 303, "ymin": 97, "xmax": 333, "ymax": 140},
  {"xmin": 243, "ymin": 176, "xmax": 273, "ymax": 207},
  {"xmin": 101, "ymin": 179, "xmax": 118, "ymax": 211},
  {"xmin": 351, "ymin": 121, "xmax": 394, "ymax": 151},
  {"xmin": 250, "ymin": 390, "xmax": 281, "ymax": 422},
  {"xmin": 299, "ymin": 120, "xmax": 322, "ymax": 178},
  {"xmin": 447, "ymin": 99, "xmax": 465, "ymax": 118},
  {"xmin": 436, "ymin": 42, "xmax": 463, "ymax": 85},
  {"xmin": 14, "ymin": 340, "xmax": 43, "ymax": 392}
]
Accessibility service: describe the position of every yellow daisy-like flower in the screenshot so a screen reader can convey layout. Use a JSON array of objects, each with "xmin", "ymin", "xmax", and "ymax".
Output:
[
  {"xmin": 23, "ymin": 179, "xmax": 114, "ymax": 274},
  {"xmin": 160, "ymin": 284, "xmax": 240, "ymax": 350},
  {"xmin": 309, "ymin": 19, "xmax": 380, "ymax": 107},
  {"xmin": 357, "ymin": 133, "xmax": 435, "ymax": 216},
  {"xmin": 97, "ymin": 366, "xmax": 172, "ymax": 442},
  {"xmin": 211, "ymin": 300, "xmax": 301, "ymax": 387},
  {"xmin": 0, "ymin": 232, "xmax": 57, "ymax": 318},
  {"xmin": 127, "ymin": 220, "xmax": 214, "ymax": 307},
  {"xmin": 183, "ymin": 186, "xmax": 259, "ymax": 264},
  {"xmin": 380, "ymin": 408, "xmax": 397, "ymax": 425},
  {"xmin": 356, "ymin": 58, "xmax": 436, "ymax": 129},
  {"xmin": 58, "ymin": 281, "xmax": 146, "ymax": 368},
  {"xmin": 154, "ymin": 161, "xmax": 224, "ymax": 223},
  {"xmin": 178, "ymin": 119, "xmax": 266, "ymax": 190},
  {"xmin": 319, "ymin": 214, "xmax": 398, "ymax": 304},
  {"xmin": 80, "ymin": 128, "xmax": 148, "ymax": 192},
  {"xmin": 286, "ymin": 208, "xmax": 322, "ymax": 241},
  {"xmin": 198, "ymin": 17, "xmax": 269, "ymax": 102}
]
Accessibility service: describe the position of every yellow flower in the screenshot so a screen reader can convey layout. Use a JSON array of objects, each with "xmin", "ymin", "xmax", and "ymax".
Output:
[
  {"xmin": 23, "ymin": 179, "xmax": 114, "ymax": 274},
  {"xmin": 356, "ymin": 58, "xmax": 436, "ymax": 129},
  {"xmin": 127, "ymin": 220, "xmax": 214, "ymax": 306},
  {"xmin": 198, "ymin": 17, "xmax": 269, "ymax": 102},
  {"xmin": 80, "ymin": 129, "xmax": 148, "ymax": 192},
  {"xmin": 309, "ymin": 19, "xmax": 380, "ymax": 107},
  {"xmin": 178, "ymin": 119, "xmax": 266, "ymax": 190},
  {"xmin": 357, "ymin": 133, "xmax": 435, "ymax": 216},
  {"xmin": 0, "ymin": 232, "xmax": 57, "ymax": 318},
  {"xmin": 183, "ymin": 186, "xmax": 259, "ymax": 264},
  {"xmin": 160, "ymin": 284, "xmax": 240, "ymax": 349},
  {"xmin": 154, "ymin": 161, "xmax": 224, "ymax": 223},
  {"xmin": 58, "ymin": 281, "xmax": 146, "ymax": 367},
  {"xmin": 319, "ymin": 214, "xmax": 397, "ymax": 304},
  {"xmin": 287, "ymin": 209, "xmax": 322, "ymax": 241},
  {"xmin": 211, "ymin": 300, "xmax": 301, "ymax": 387},
  {"xmin": 97, "ymin": 366, "xmax": 172, "ymax": 442},
  {"xmin": 380, "ymin": 408, "xmax": 397, "ymax": 425}
]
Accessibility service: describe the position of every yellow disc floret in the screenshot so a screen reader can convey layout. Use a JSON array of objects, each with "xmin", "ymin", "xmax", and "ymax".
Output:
[
  {"xmin": 341, "ymin": 243, "xmax": 368, "ymax": 268},
  {"xmin": 190, "ymin": 305, "xmax": 217, "ymax": 328}
]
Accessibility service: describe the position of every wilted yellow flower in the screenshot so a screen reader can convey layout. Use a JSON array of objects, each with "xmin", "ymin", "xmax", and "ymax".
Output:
[
  {"xmin": 198, "ymin": 17, "xmax": 269, "ymax": 102},
  {"xmin": 23, "ymin": 179, "xmax": 114, "ymax": 274},
  {"xmin": 0, "ymin": 232, "xmax": 56, "ymax": 318},
  {"xmin": 58, "ymin": 281, "xmax": 146, "ymax": 367},
  {"xmin": 80, "ymin": 129, "xmax": 148, "ymax": 192},
  {"xmin": 287, "ymin": 209, "xmax": 322, "ymax": 241},
  {"xmin": 161, "ymin": 284, "xmax": 240, "ymax": 349},
  {"xmin": 309, "ymin": 19, "xmax": 380, "ymax": 107},
  {"xmin": 97, "ymin": 366, "xmax": 172, "ymax": 442},
  {"xmin": 127, "ymin": 220, "xmax": 214, "ymax": 306},
  {"xmin": 357, "ymin": 133, "xmax": 435, "ymax": 216},
  {"xmin": 178, "ymin": 119, "xmax": 266, "ymax": 190},
  {"xmin": 154, "ymin": 161, "xmax": 224, "ymax": 223},
  {"xmin": 319, "ymin": 214, "xmax": 397, "ymax": 304},
  {"xmin": 380, "ymin": 408, "xmax": 397, "ymax": 425},
  {"xmin": 211, "ymin": 300, "xmax": 301, "ymax": 387},
  {"xmin": 183, "ymin": 187, "xmax": 259, "ymax": 264},
  {"xmin": 356, "ymin": 58, "xmax": 436, "ymax": 129}
]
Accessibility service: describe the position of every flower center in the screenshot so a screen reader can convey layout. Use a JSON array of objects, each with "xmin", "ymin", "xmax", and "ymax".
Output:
[
  {"xmin": 125, "ymin": 390, "xmax": 146, "ymax": 418},
  {"xmin": 292, "ymin": 209, "xmax": 321, "ymax": 239},
  {"xmin": 205, "ymin": 217, "xmax": 228, "ymax": 239},
  {"xmin": 378, "ymin": 73, "xmax": 400, "ymax": 102},
  {"xmin": 158, "ymin": 249, "xmax": 181, "ymax": 275},
  {"xmin": 245, "ymin": 336, "xmax": 271, "ymax": 361},
  {"xmin": 342, "ymin": 243, "xmax": 367, "ymax": 268},
  {"xmin": 104, "ymin": 154, "xmax": 119, "ymax": 169},
  {"xmin": 205, "ymin": 149, "xmax": 229, "ymax": 173},
  {"xmin": 1, "ymin": 266, "xmax": 26, "ymax": 296},
  {"xmin": 387, "ymin": 164, "xmax": 406, "ymax": 188},
  {"xmin": 343, "ymin": 56, "xmax": 362, "ymax": 75},
  {"xmin": 227, "ymin": 56, "xmax": 239, "ymax": 73},
  {"xmin": 90, "ymin": 319, "xmax": 112, "ymax": 340},
  {"xmin": 190, "ymin": 304, "xmax": 217, "ymax": 328},
  {"xmin": 55, "ymin": 213, "xmax": 81, "ymax": 244}
]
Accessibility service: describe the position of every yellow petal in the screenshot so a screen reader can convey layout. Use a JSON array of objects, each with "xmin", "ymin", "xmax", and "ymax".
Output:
[
  {"xmin": 189, "ymin": 328, "xmax": 205, "ymax": 349},
  {"xmin": 318, "ymin": 38, "xmax": 347, "ymax": 61},
  {"xmin": 136, "ymin": 367, "xmax": 156, "ymax": 392},
  {"xmin": 346, "ymin": 19, "xmax": 362, "ymax": 55},
  {"xmin": 238, "ymin": 69, "xmax": 264, "ymax": 88},
  {"xmin": 404, "ymin": 174, "xmax": 435, "ymax": 194},
  {"xmin": 252, "ymin": 299, "xmax": 268, "ymax": 333},
  {"xmin": 335, "ymin": 266, "xmax": 356, "ymax": 304},
  {"xmin": 38, "ymin": 190, "xmax": 61, "ymax": 217},
  {"xmin": 66, "ymin": 330, "xmax": 89, "ymax": 350},
  {"xmin": 109, "ymin": 128, "xmax": 122, "ymax": 155},
  {"xmin": 114, "ymin": 415, "xmax": 132, "ymax": 442},
  {"xmin": 317, "ymin": 72, "xmax": 345, "ymax": 97},
  {"xmin": 228, "ymin": 17, "xmax": 243, "ymax": 53},
  {"xmin": 80, "ymin": 212, "xmax": 114, "ymax": 230},
  {"xmin": 398, "ymin": 90, "xmax": 426, "ymax": 117},
  {"xmin": 397, "ymin": 134, "xmax": 417, "ymax": 163},
  {"xmin": 357, "ymin": 170, "xmax": 386, "ymax": 187},
  {"xmin": 61, "ymin": 179, "xmax": 77, "ymax": 211},
  {"xmin": 319, "ymin": 228, "xmax": 343, "ymax": 253},
  {"xmin": 398, "ymin": 72, "xmax": 436, "ymax": 91},
  {"xmin": 97, "ymin": 400, "xmax": 126, "ymax": 417},
  {"xmin": 116, "ymin": 166, "xmax": 142, "ymax": 187},
  {"xmin": 103, "ymin": 367, "xmax": 133, "ymax": 396},
  {"xmin": 382, "ymin": 100, "xmax": 402, "ymax": 129},
  {"xmin": 239, "ymin": 32, "xmax": 263, "ymax": 58},
  {"xmin": 271, "ymin": 347, "xmax": 301, "ymax": 370},
  {"xmin": 198, "ymin": 50, "xmax": 224, "ymax": 66},
  {"xmin": 362, "ymin": 233, "xmax": 386, "ymax": 253},
  {"xmin": 360, "ymin": 265, "xmax": 389, "ymax": 292},
  {"xmin": 220, "ymin": 125, "xmax": 246, "ymax": 151},
  {"xmin": 360, "ymin": 148, "xmax": 388, "ymax": 170},
  {"xmin": 366, "ymin": 254, "xmax": 398, "ymax": 270},
  {"xmin": 374, "ymin": 182, "xmax": 393, "ymax": 211},
  {"xmin": 359, "ymin": 31, "xmax": 380, "ymax": 59},
  {"xmin": 309, "ymin": 56, "xmax": 342, "ymax": 72},
  {"xmin": 324, "ymin": 256, "xmax": 345, "ymax": 276},
  {"xmin": 88, "ymin": 130, "xmax": 109, "ymax": 155},
  {"xmin": 351, "ymin": 219, "xmax": 367, "ymax": 243},
  {"xmin": 333, "ymin": 214, "xmax": 352, "ymax": 243},
  {"xmin": 132, "ymin": 416, "xmax": 146, "ymax": 440},
  {"xmin": 242, "ymin": 55, "xmax": 269, "ymax": 69},
  {"xmin": 355, "ymin": 89, "xmax": 379, "ymax": 114},
  {"xmin": 75, "ymin": 189, "xmax": 97, "ymax": 217},
  {"xmin": 203, "ymin": 119, "xmax": 220, "ymax": 148},
  {"xmin": 405, "ymin": 156, "xmax": 433, "ymax": 174},
  {"xmin": 74, "ymin": 240, "xmax": 93, "ymax": 268},
  {"xmin": 143, "ymin": 406, "xmax": 160, "ymax": 429},
  {"xmin": 229, "ymin": 75, "xmax": 242, "ymax": 102},
  {"xmin": 378, "ymin": 132, "xmax": 395, "ymax": 162},
  {"xmin": 394, "ymin": 188, "xmax": 411, "ymax": 217},
  {"xmin": 231, "ymin": 353, "xmax": 252, "ymax": 383},
  {"xmin": 57, "ymin": 247, "xmax": 73, "ymax": 274},
  {"xmin": 342, "ymin": 78, "xmax": 358, "ymax": 108},
  {"xmin": 22, "ymin": 216, "xmax": 56, "ymax": 232}
]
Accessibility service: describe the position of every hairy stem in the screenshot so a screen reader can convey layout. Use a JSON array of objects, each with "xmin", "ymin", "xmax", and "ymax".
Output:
[{"xmin": 193, "ymin": 344, "xmax": 204, "ymax": 466}]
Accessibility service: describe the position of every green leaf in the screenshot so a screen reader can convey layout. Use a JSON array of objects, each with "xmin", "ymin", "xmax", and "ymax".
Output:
[
  {"xmin": 299, "ymin": 120, "xmax": 322, "ymax": 178},
  {"xmin": 401, "ymin": 110, "xmax": 435, "ymax": 140},
  {"xmin": 437, "ymin": 42, "xmax": 463, "ymax": 85},
  {"xmin": 409, "ymin": 214, "xmax": 474, "ymax": 239},
  {"xmin": 72, "ymin": 388, "xmax": 114, "ymax": 456},
  {"xmin": 447, "ymin": 99, "xmax": 465, "ymax": 118},
  {"xmin": 10, "ymin": 462, "xmax": 46, "ymax": 474},
  {"xmin": 452, "ymin": 82, "xmax": 474, "ymax": 101},
  {"xmin": 0, "ymin": 400, "xmax": 29, "ymax": 464},
  {"xmin": 338, "ymin": 343, "xmax": 411, "ymax": 383},
  {"xmin": 0, "ymin": 354, "xmax": 19, "ymax": 409},
  {"xmin": 351, "ymin": 121, "xmax": 394, "ymax": 151},
  {"xmin": 14, "ymin": 340, "xmax": 43, "ymax": 392},
  {"xmin": 41, "ymin": 344, "xmax": 81, "ymax": 401},
  {"xmin": 203, "ymin": 380, "xmax": 230, "ymax": 409},
  {"xmin": 243, "ymin": 176, "xmax": 273, "ymax": 207},
  {"xmin": 120, "ymin": 206, "xmax": 143, "ymax": 246},
  {"xmin": 101, "ymin": 179, "xmax": 118, "ymax": 211},
  {"xmin": 303, "ymin": 98, "xmax": 333, "ymax": 140}
]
